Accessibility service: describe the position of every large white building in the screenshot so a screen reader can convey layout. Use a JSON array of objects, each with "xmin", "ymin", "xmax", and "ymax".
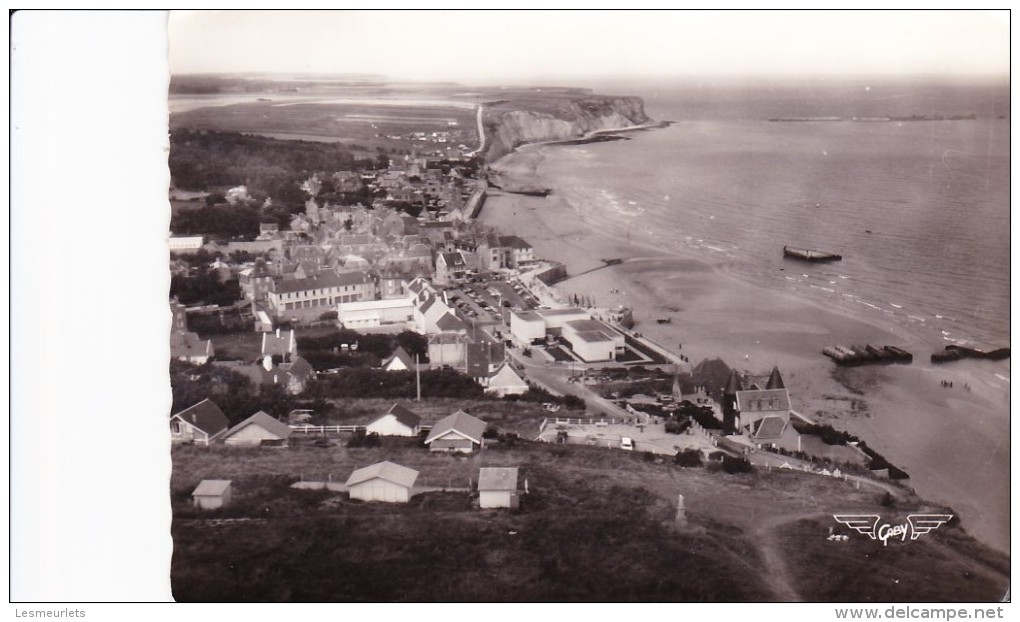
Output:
[
  {"xmin": 509, "ymin": 307, "xmax": 591, "ymax": 345},
  {"xmin": 169, "ymin": 236, "xmax": 204, "ymax": 253},
  {"xmin": 561, "ymin": 319, "xmax": 625, "ymax": 362},
  {"xmin": 268, "ymin": 271, "xmax": 374, "ymax": 321},
  {"xmin": 337, "ymin": 297, "xmax": 415, "ymax": 330}
]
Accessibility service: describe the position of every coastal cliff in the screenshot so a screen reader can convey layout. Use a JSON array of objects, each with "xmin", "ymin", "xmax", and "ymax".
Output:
[{"xmin": 483, "ymin": 96, "xmax": 650, "ymax": 163}]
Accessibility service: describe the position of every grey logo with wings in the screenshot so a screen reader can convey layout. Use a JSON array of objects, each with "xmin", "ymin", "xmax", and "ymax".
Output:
[{"xmin": 833, "ymin": 514, "xmax": 952, "ymax": 545}]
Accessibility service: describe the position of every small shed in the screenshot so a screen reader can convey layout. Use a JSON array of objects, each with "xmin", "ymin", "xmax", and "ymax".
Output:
[
  {"xmin": 192, "ymin": 479, "xmax": 232, "ymax": 509},
  {"xmin": 222, "ymin": 411, "xmax": 293, "ymax": 447},
  {"xmin": 478, "ymin": 467, "xmax": 520, "ymax": 509},
  {"xmin": 346, "ymin": 461, "xmax": 419, "ymax": 504},
  {"xmin": 366, "ymin": 403, "xmax": 422, "ymax": 437},
  {"xmin": 424, "ymin": 410, "xmax": 486, "ymax": 453}
]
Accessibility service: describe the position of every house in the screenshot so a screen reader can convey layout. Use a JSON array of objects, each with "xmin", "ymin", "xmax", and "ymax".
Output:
[
  {"xmin": 366, "ymin": 403, "xmax": 422, "ymax": 437},
  {"xmin": 345, "ymin": 461, "xmax": 419, "ymax": 503},
  {"xmin": 169, "ymin": 301, "xmax": 214, "ymax": 364},
  {"xmin": 748, "ymin": 415, "xmax": 800, "ymax": 451},
  {"xmin": 482, "ymin": 363, "xmax": 529, "ymax": 397},
  {"xmin": 434, "ymin": 310, "xmax": 468, "ymax": 334},
  {"xmin": 464, "ymin": 340, "xmax": 503, "ymax": 378},
  {"xmin": 424, "ymin": 410, "xmax": 486, "ymax": 453},
  {"xmin": 170, "ymin": 331, "xmax": 215, "ymax": 365},
  {"xmin": 238, "ymin": 258, "xmax": 275, "ymax": 302},
  {"xmin": 381, "ymin": 346, "xmax": 416, "ymax": 372},
  {"xmin": 406, "ymin": 277, "xmax": 437, "ymax": 303},
  {"xmin": 276, "ymin": 356, "xmax": 315, "ymax": 395},
  {"xmin": 211, "ymin": 356, "xmax": 313, "ymax": 395},
  {"xmin": 262, "ymin": 328, "xmax": 297, "ymax": 363},
  {"xmin": 435, "ymin": 251, "xmax": 468, "ymax": 285},
  {"xmin": 478, "ymin": 467, "xmax": 520, "ymax": 509},
  {"xmin": 222, "ymin": 411, "xmax": 293, "ymax": 447},
  {"xmin": 478, "ymin": 234, "xmax": 536, "ymax": 270},
  {"xmin": 192, "ymin": 480, "xmax": 232, "ymax": 509},
  {"xmin": 735, "ymin": 388, "xmax": 791, "ymax": 431},
  {"xmin": 170, "ymin": 399, "xmax": 229, "ymax": 445},
  {"xmin": 376, "ymin": 271, "xmax": 408, "ymax": 300},
  {"xmin": 735, "ymin": 367, "xmax": 791, "ymax": 431}
]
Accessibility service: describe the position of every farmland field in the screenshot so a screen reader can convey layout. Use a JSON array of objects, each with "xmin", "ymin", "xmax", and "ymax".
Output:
[{"xmin": 171, "ymin": 441, "xmax": 1008, "ymax": 602}]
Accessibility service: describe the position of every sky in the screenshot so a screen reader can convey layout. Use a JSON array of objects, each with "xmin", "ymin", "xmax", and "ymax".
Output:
[{"xmin": 169, "ymin": 10, "xmax": 1010, "ymax": 84}]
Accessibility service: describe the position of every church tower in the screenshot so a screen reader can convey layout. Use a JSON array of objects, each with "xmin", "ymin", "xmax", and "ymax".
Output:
[{"xmin": 722, "ymin": 370, "xmax": 742, "ymax": 434}]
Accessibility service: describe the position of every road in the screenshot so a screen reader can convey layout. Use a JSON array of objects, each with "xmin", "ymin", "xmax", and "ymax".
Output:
[{"xmin": 506, "ymin": 345, "xmax": 642, "ymax": 422}]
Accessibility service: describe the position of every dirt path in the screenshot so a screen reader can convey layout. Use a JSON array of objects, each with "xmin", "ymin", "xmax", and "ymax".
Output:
[{"xmin": 747, "ymin": 510, "xmax": 833, "ymax": 601}]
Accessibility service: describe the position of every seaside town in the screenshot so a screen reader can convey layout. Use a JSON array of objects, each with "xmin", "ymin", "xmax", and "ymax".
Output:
[
  {"xmin": 170, "ymin": 135, "xmax": 886, "ymax": 476},
  {"xmin": 165, "ymin": 77, "xmax": 1009, "ymax": 603},
  {"xmin": 12, "ymin": 10, "xmax": 1009, "ymax": 608}
]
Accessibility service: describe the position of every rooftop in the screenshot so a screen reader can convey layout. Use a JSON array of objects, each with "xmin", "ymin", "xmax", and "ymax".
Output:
[
  {"xmin": 426, "ymin": 410, "xmax": 486, "ymax": 444},
  {"xmin": 172, "ymin": 399, "xmax": 229, "ymax": 436},
  {"xmin": 736, "ymin": 389, "xmax": 791, "ymax": 412},
  {"xmin": 224, "ymin": 411, "xmax": 292, "ymax": 440},
  {"xmin": 345, "ymin": 461, "xmax": 419, "ymax": 489},
  {"xmin": 478, "ymin": 467, "xmax": 520, "ymax": 491},
  {"xmin": 192, "ymin": 479, "xmax": 232, "ymax": 497}
]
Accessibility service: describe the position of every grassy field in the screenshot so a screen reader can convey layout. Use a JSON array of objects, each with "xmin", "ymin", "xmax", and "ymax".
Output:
[
  {"xmin": 170, "ymin": 440, "xmax": 1008, "ymax": 602},
  {"xmin": 170, "ymin": 101, "xmax": 477, "ymax": 156}
]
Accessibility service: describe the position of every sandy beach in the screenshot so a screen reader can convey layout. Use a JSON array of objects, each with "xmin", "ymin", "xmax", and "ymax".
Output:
[{"xmin": 480, "ymin": 145, "xmax": 1010, "ymax": 554}]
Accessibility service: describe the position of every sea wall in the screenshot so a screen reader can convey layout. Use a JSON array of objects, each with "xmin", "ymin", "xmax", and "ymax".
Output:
[{"xmin": 483, "ymin": 96, "xmax": 649, "ymax": 162}]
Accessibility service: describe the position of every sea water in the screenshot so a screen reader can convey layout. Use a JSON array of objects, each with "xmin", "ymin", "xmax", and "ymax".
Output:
[{"xmin": 537, "ymin": 79, "xmax": 1010, "ymax": 349}]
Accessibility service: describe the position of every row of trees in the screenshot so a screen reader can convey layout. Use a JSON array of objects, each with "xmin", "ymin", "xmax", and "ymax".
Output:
[
  {"xmin": 169, "ymin": 267, "xmax": 241, "ymax": 307},
  {"xmin": 791, "ymin": 421, "xmax": 909, "ymax": 479},
  {"xmin": 296, "ymin": 329, "xmax": 428, "ymax": 371},
  {"xmin": 169, "ymin": 130, "xmax": 384, "ymax": 194},
  {"xmin": 306, "ymin": 368, "xmax": 484, "ymax": 400}
]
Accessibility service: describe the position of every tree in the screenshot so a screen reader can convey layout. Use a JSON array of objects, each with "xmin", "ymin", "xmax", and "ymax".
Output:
[
  {"xmin": 673, "ymin": 448, "xmax": 703, "ymax": 467},
  {"xmin": 395, "ymin": 330, "xmax": 428, "ymax": 360},
  {"xmin": 562, "ymin": 395, "xmax": 585, "ymax": 411},
  {"xmin": 721, "ymin": 455, "xmax": 753, "ymax": 474}
]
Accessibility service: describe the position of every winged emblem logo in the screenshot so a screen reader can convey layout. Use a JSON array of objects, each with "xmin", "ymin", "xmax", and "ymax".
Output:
[{"xmin": 833, "ymin": 514, "xmax": 952, "ymax": 545}]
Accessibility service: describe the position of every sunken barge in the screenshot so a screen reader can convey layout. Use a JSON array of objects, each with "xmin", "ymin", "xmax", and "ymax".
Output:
[
  {"xmin": 931, "ymin": 345, "xmax": 1011, "ymax": 364},
  {"xmin": 823, "ymin": 344, "xmax": 913, "ymax": 367},
  {"xmin": 783, "ymin": 246, "xmax": 842, "ymax": 262}
]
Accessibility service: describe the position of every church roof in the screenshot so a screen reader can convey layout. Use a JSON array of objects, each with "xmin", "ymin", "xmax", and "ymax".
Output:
[
  {"xmin": 766, "ymin": 367, "xmax": 786, "ymax": 390},
  {"xmin": 724, "ymin": 370, "xmax": 743, "ymax": 394}
]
